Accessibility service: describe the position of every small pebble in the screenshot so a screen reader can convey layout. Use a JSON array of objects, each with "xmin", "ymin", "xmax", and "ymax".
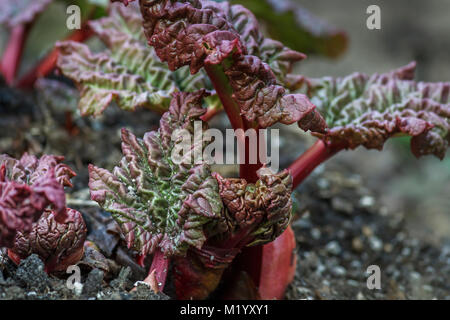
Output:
[
  {"xmin": 331, "ymin": 266, "xmax": 347, "ymax": 277},
  {"xmin": 297, "ymin": 287, "xmax": 312, "ymax": 295},
  {"xmin": 350, "ymin": 260, "xmax": 362, "ymax": 269},
  {"xmin": 352, "ymin": 237, "xmax": 364, "ymax": 252},
  {"xmin": 326, "ymin": 241, "xmax": 342, "ymax": 256},
  {"xmin": 331, "ymin": 197, "xmax": 354, "ymax": 214},
  {"xmin": 410, "ymin": 271, "xmax": 421, "ymax": 282},
  {"xmin": 317, "ymin": 178, "xmax": 329, "ymax": 189},
  {"xmin": 362, "ymin": 226, "xmax": 373, "ymax": 237},
  {"xmin": 402, "ymin": 247, "xmax": 411, "ymax": 256},
  {"xmin": 357, "ymin": 292, "xmax": 365, "ymax": 300},
  {"xmin": 316, "ymin": 264, "xmax": 326, "ymax": 275},
  {"xmin": 369, "ymin": 236, "xmax": 383, "ymax": 251},
  {"xmin": 311, "ymin": 228, "xmax": 321, "ymax": 240},
  {"xmin": 347, "ymin": 279, "xmax": 359, "ymax": 287},
  {"xmin": 74, "ymin": 282, "xmax": 83, "ymax": 296},
  {"xmin": 359, "ymin": 195, "xmax": 375, "ymax": 207}
]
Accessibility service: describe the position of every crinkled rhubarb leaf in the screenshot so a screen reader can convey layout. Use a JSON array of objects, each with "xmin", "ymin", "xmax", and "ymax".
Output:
[
  {"xmin": 9, "ymin": 208, "xmax": 87, "ymax": 272},
  {"xmin": 207, "ymin": 0, "xmax": 306, "ymax": 87},
  {"xmin": 229, "ymin": 0, "xmax": 348, "ymax": 59},
  {"xmin": 0, "ymin": 180, "xmax": 38, "ymax": 248},
  {"xmin": 56, "ymin": 40, "xmax": 172, "ymax": 116},
  {"xmin": 298, "ymin": 63, "xmax": 450, "ymax": 159},
  {"xmin": 57, "ymin": 3, "xmax": 220, "ymax": 116},
  {"xmin": 0, "ymin": 154, "xmax": 75, "ymax": 248},
  {"xmin": 173, "ymin": 67, "xmax": 222, "ymax": 116},
  {"xmin": 0, "ymin": 0, "xmax": 52, "ymax": 28},
  {"xmin": 135, "ymin": 0, "xmax": 326, "ymax": 131},
  {"xmin": 172, "ymin": 167, "xmax": 293, "ymax": 300},
  {"xmin": 0, "ymin": 153, "xmax": 76, "ymax": 188},
  {"xmin": 213, "ymin": 167, "xmax": 293, "ymax": 247},
  {"xmin": 89, "ymin": 91, "xmax": 224, "ymax": 256}
]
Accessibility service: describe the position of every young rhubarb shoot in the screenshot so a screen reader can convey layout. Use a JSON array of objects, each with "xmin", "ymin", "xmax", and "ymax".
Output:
[
  {"xmin": 0, "ymin": 153, "xmax": 75, "ymax": 248},
  {"xmin": 8, "ymin": 208, "xmax": 87, "ymax": 273},
  {"xmin": 88, "ymin": 91, "xmax": 224, "ymax": 292}
]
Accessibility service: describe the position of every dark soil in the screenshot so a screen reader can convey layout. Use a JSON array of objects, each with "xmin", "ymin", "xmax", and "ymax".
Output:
[
  {"xmin": 0, "ymin": 78, "xmax": 449, "ymax": 300},
  {"xmin": 286, "ymin": 168, "xmax": 450, "ymax": 300},
  {"xmin": 0, "ymin": 253, "xmax": 169, "ymax": 300}
]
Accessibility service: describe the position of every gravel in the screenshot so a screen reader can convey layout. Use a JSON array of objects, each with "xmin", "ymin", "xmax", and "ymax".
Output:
[{"xmin": 286, "ymin": 168, "xmax": 450, "ymax": 300}]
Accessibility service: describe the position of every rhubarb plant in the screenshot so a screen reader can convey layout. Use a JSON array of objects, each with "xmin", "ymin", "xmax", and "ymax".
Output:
[
  {"xmin": 88, "ymin": 91, "xmax": 293, "ymax": 296},
  {"xmin": 8, "ymin": 208, "xmax": 87, "ymax": 273},
  {"xmin": 3, "ymin": 0, "xmax": 448, "ymax": 300},
  {"xmin": 83, "ymin": 0, "xmax": 447, "ymax": 299},
  {"xmin": 0, "ymin": 153, "xmax": 87, "ymax": 272}
]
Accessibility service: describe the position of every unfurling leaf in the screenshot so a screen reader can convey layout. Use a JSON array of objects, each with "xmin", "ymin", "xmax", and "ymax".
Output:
[
  {"xmin": 88, "ymin": 91, "xmax": 224, "ymax": 257},
  {"xmin": 230, "ymin": 0, "xmax": 348, "ymax": 59},
  {"xmin": 57, "ymin": 3, "xmax": 220, "ymax": 116},
  {"xmin": 136, "ymin": 0, "xmax": 326, "ymax": 132},
  {"xmin": 8, "ymin": 208, "xmax": 87, "ymax": 273},
  {"xmin": 213, "ymin": 167, "xmax": 293, "ymax": 247},
  {"xmin": 0, "ymin": 154, "xmax": 75, "ymax": 247},
  {"xmin": 297, "ymin": 63, "xmax": 450, "ymax": 159},
  {"xmin": 0, "ymin": 0, "xmax": 53, "ymax": 28},
  {"xmin": 171, "ymin": 167, "xmax": 293, "ymax": 300}
]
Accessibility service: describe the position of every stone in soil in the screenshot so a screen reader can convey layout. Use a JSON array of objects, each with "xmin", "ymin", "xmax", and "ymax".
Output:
[
  {"xmin": 82, "ymin": 269, "xmax": 104, "ymax": 297},
  {"xmin": 110, "ymin": 267, "xmax": 133, "ymax": 291},
  {"xmin": 13, "ymin": 255, "xmax": 51, "ymax": 293}
]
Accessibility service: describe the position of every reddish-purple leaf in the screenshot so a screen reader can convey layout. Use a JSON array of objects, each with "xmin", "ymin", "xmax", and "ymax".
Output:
[
  {"xmin": 296, "ymin": 63, "xmax": 450, "ymax": 159},
  {"xmin": 212, "ymin": 167, "xmax": 293, "ymax": 247},
  {"xmin": 0, "ymin": 153, "xmax": 75, "ymax": 248},
  {"xmin": 132, "ymin": 0, "xmax": 326, "ymax": 132},
  {"xmin": 8, "ymin": 208, "xmax": 87, "ymax": 273}
]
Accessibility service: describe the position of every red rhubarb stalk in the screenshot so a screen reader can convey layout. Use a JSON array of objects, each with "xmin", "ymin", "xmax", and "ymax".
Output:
[
  {"xmin": 1, "ymin": 25, "xmax": 29, "ymax": 85},
  {"xmin": 205, "ymin": 60, "xmax": 294, "ymax": 299},
  {"xmin": 149, "ymin": 248, "xmax": 170, "ymax": 292},
  {"xmin": 238, "ymin": 128, "xmax": 265, "ymax": 183},
  {"xmin": 17, "ymin": 25, "xmax": 93, "ymax": 88},
  {"xmin": 258, "ymin": 225, "xmax": 296, "ymax": 299},
  {"xmin": 288, "ymin": 139, "xmax": 341, "ymax": 189},
  {"xmin": 204, "ymin": 64, "xmax": 244, "ymax": 131},
  {"xmin": 200, "ymin": 105, "xmax": 224, "ymax": 122},
  {"xmin": 240, "ymin": 140, "xmax": 341, "ymax": 298}
]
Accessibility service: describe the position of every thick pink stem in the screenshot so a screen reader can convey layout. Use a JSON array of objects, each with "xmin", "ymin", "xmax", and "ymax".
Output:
[
  {"xmin": 204, "ymin": 64, "xmax": 244, "ymax": 131},
  {"xmin": 200, "ymin": 105, "xmax": 224, "ymax": 122},
  {"xmin": 149, "ymin": 249, "xmax": 170, "ymax": 292},
  {"xmin": 258, "ymin": 225, "xmax": 296, "ymax": 299},
  {"xmin": 204, "ymin": 64, "xmax": 264, "ymax": 180},
  {"xmin": 288, "ymin": 139, "xmax": 341, "ymax": 189},
  {"xmin": 1, "ymin": 25, "xmax": 29, "ymax": 85},
  {"xmin": 239, "ymin": 129, "xmax": 265, "ymax": 183}
]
